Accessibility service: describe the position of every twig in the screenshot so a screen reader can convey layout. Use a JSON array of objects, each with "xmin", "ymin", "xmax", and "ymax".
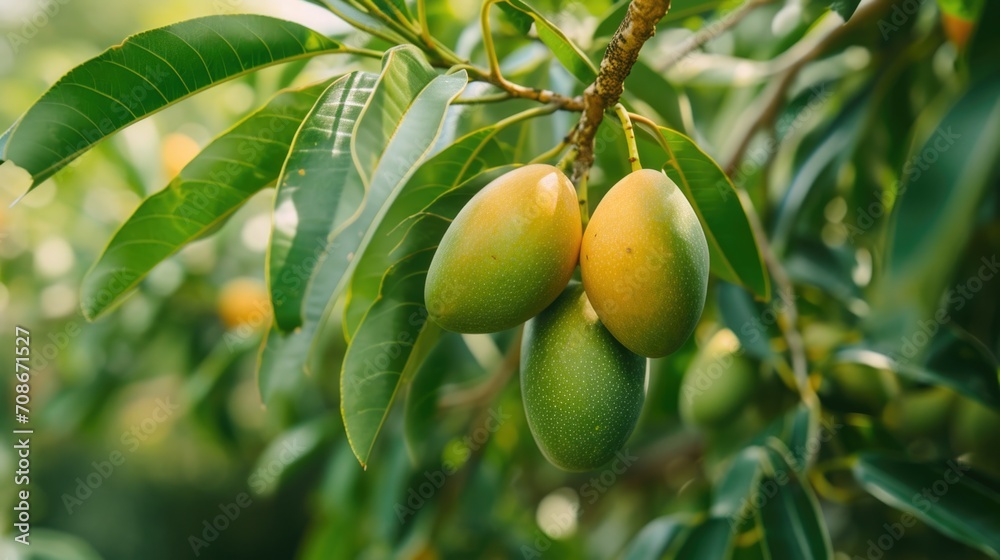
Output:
[
  {"xmin": 438, "ymin": 330, "xmax": 521, "ymax": 409},
  {"xmin": 476, "ymin": 0, "xmax": 584, "ymax": 110},
  {"xmin": 721, "ymin": 0, "xmax": 897, "ymax": 174},
  {"xmin": 658, "ymin": 0, "xmax": 773, "ymax": 71},
  {"xmin": 571, "ymin": 0, "xmax": 671, "ymax": 184}
]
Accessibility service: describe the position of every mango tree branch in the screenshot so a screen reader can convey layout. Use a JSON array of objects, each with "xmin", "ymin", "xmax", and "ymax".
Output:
[{"xmin": 571, "ymin": 0, "xmax": 670, "ymax": 184}]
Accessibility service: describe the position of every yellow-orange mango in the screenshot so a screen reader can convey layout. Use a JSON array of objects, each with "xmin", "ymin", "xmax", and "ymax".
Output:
[
  {"xmin": 425, "ymin": 164, "xmax": 581, "ymax": 333},
  {"xmin": 581, "ymin": 169, "xmax": 709, "ymax": 357}
]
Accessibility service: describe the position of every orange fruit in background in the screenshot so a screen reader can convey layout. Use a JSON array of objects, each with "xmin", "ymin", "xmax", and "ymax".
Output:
[
  {"xmin": 161, "ymin": 133, "xmax": 201, "ymax": 178},
  {"xmin": 941, "ymin": 13, "xmax": 975, "ymax": 50},
  {"xmin": 218, "ymin": 278, "xmax": 272, "ymax": 330}
]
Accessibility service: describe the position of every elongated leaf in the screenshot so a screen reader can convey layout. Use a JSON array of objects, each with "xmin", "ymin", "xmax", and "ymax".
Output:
[
  {"xmin": 343, "ymin": 127, "xmax": 507, "ymax": 337},
  {"xmin": 622, "ymin": 514, "xmax": 694, "ymax": 560},
  {"xmin": 636, "ymin": 123, "xmax": 770, "ymax": 300},
  {"xmin": 595, "ymin": 0, "xmax": 722, "ymax": 39},
  {"xmin": 0, "ymin": 15, "xmax": 352, "ymax": 189},
  {"xmin": 674, "ymin": 517, "xmax": 736, "ymax": 559},
  {"xmin": 268, "ymin": 71, "xmax": 378, "ymax": 330},
  {"xmin": 306, "ymin": 0, "xmax": 409, "ymax": 43},
  {"xmin": 81, "ymin": 81, "xmax": 329, "ymax": 320},
  {"xmin": 259, "ymin": 47, "xmax": 466, "ymax": 401},
  {"xmin": 624, "ymin": 61, "xmax": 687, "ymax": 133},
  {"xmin": 854, "ymin": 453, "xmax": 1000, "ymax": 559},
  {"xmin": 834, "ymin": 327, "xmax": 1000, "ymax": 409},
  {"xmin": 342, "ymin": 250, "xmax": 442, "ymax": 468},
  {"xmin": 881, "ymin": 76, "xmax": 1000, "ymax": 316},
  {"xmin": 342, "ymin": 167, "xmax": 512, "ymax": 467},
  {"xmin": 269, "ymin": 46, "xmax": 465, "ymax": 330},
  {"xmin": 757, "ymin": 444, "xmax": 833, "ymax": 560},
  {"xmin": 502, "ymin": 0, "xmax": 598, "ymax": 84}
]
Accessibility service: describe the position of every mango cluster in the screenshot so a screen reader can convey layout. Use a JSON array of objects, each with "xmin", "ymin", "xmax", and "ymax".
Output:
[{"xmin": 425, "ymin": 164, "xmax": 710, "ymax": 470}]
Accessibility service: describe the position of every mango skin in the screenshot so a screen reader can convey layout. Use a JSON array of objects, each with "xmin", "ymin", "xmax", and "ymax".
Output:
[
  {"xmin": 679, "ymin": 330, "xmax": 756, "ymax": 429},
  {"xmin": 581, "ymin": 169, "xmax": 709, "ymax": 358},
  {"xmin": 521, "ymin": 284, "xmax": 647, "ymax": 471},
  {"xmin": 425, "ymin": 164, "xmax": 582, "ymax": 333}
]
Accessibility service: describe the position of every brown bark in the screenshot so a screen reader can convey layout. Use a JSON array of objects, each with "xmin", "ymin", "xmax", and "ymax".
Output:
[{"xmin": 571, "ymin": 0, "xmax": 670, "ymax": 183}]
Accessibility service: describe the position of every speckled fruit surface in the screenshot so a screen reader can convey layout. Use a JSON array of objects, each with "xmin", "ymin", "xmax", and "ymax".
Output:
[
  {"xmin": 425, "ymin": 164, "xmax": 582, "ymax": 333},
  {"xmin": 520, "ymin": 283, "xmax": 647, "ymax": 471},
  {"xmin": 581, "ymin": 169, "xmax": 709, "ymax": 358}
]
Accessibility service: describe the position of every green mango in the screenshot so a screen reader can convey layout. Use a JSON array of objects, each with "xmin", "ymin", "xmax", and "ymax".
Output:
[
  {"xmin": 521, "ymin": 284, "xmax": 647, "ymax": 471},
  {"xmin": 425, "ymin": 164, "xmax": 582, "ymax": 333},
  {"xmin": 951, "ymin": 397, "xmax": 1000, "ymax": 456},
  {"xmin": 679, "ymin": 330, "xmax": 756, "ymax": 429},
  {"xmin": 883, "ymin": 387, "xmax": 955, "ymax": 440},
  {"xmin": 581, "ymin": 169, "xmax": 709, "ymax": 358}
]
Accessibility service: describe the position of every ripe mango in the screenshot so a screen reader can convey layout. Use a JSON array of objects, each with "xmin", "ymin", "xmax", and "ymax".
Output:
[
  {"xmin": 521, "ymin": 284, "xmax": 647, "ymax": 471},
  {"xmin": 679, "ymin": 330, "xmax": 756, "ymax": 428},
  {"xmin": 581, "ymin": 169, "xmax": 709, "ymax": 358},
  {"xmin": 425, "ymin": 164, "xmax": 582, "ymax": 333}
]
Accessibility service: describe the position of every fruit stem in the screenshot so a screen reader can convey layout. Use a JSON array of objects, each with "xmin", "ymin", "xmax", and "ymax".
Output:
[{"xmin": 614, "ymin": 103, "xmax": 642, "ymax": 172}]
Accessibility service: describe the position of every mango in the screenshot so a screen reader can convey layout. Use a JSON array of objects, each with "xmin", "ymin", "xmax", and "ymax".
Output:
[
  {"xmin": 580, "ymin": 169, "xmax": 709, "ymax": 358},
  {"xmin": 679, "ymin": 330, "xmax": 756, "ymax": 428},
  {"xmin": 521, "ymin": 284, "xmax": 646, "ymax": 471},
  {"xmin": 425, "ymin": 164, "xmax": 582, "ymax": 333},
  {"xmin": 883, "ymin": 387, "xmax": 955, "ymax": 440}
]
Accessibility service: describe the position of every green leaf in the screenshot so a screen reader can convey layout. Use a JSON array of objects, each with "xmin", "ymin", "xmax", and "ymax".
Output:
[
  {"xmin": 881, "ymin": 76, "xmax": 1000, "ymax": 317},
  {"xmin": 80, "ymin": 81, "xmax": 328, "ymax": 320},
  {"xmin": 595, "ymin": 0, "xmax": 723, "ymax": 39},
  {"xmin": 716, "ymin": 281, "xmax": 780, "ymax": 360},
  {"xmin": 0, "ymin": 15, "xmax": 352, "ymax": 189},
  {"xmin": 624, "ymin": 61, "xmax": 687, "ymax": 133},
  {"xmin": 343, "ymin": 127, "xmax": 508, "ymax": 338},
  {"xmin": 756, "ymin": 444, "xmax": 833, "ymax": 560},
  {"xmin": 341, "ymin": 250, "xmax": 442, "ymax": 468},
  {"xmin": 853, "ymin": 453, "xmax": 1000, "ymax": 559},
  {"xmin": 259, "ymin": 47, "xmax": 466, "ymax": 402},
  {"xmin": 267, "ymin": 71, "xmax": 379, "ymax": 331},
  {"xmin": 674, "ymin": 517, "xmax": 736, "ymax": 559},
  {"xmin": 269, "ymin": 47, "xmax": 466, "ymax": 331},
  {"xmin": 305, "ymin": 0, "xmax": 410, "ymax": 43},
  {"xmin": 501, "ymin": 0, "xmax": 598, "ymax": 84},
  {"xmin": 622, "ymin": 514, "xmax": 694, "ymax": 560},
  {"xmin": 836, "ymin": 327, "xmax": 1000, "ymax": 409},
  {"xmin": 636, "ymin": 123, "xmax": 771, "ymax": 300},
  {"xmin": 342, "ymin": 167, "xmax": 512, "ymax": 467},
  {"xmin": 829, "ymin": 0, "xmax": 862, "ymax": 20}
]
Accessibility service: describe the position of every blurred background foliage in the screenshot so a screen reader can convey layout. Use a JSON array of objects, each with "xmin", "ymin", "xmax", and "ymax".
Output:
[{"xmin": 0, "ymin": 0, "xmax": 997, "ymax": 558}]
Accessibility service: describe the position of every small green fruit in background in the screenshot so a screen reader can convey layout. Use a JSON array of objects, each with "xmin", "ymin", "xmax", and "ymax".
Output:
[
  {"xmin": 581, "ymin": 169, "xmax": 709, "ymax": 358},
  {"xmin": 950, "ymin": 397, "xmax": 1000, "ymax": 457},
  {"xmin": 425, "ymin": 164, "xmax": 581, "ymax": 333},
  {"xmin": 521, "ymin": 284, "xmax": 646, "ymax": 471},
  {"xmin": 883, "ymin": 386, "xmax": 955, "ymax": 440},
  {"xmin": 824, "ymin": 362, "xmax": 897, "ymax": 414},
  {"xmin": 679, "ymin": 329, "xmax": 756, "ymax": 428}
]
